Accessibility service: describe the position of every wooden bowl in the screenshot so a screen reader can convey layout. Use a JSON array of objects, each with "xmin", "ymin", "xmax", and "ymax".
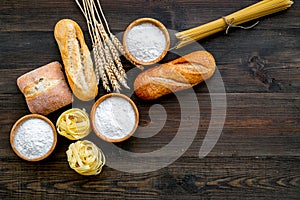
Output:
[
  {"xmin": 90, "ymin": 93, "xmax": 139, "ymax": 143},
  {"xmin": 123, "ymin": 17, "xmax": 170, "ymax": 66},
  {"xmin": 10, "ymin": 114, "xmax": 57, "ymax": 162}
]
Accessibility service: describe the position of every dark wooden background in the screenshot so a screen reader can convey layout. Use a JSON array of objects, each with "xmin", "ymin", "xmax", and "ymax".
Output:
[{"xmin": 1, "ymin": 0, "xmax": 299, "ymax": 199}]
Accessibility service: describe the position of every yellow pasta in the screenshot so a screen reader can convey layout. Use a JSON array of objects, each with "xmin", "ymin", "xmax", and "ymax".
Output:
[
  {"xmin": 175, "ymin": 0, "xmax": 293, "ymax": 49},
  {"xmin": 56, "ymin": 108, "xmax": 91, "ymax": 140},
  {"xmin": 66, "ymin": 140, "xmax": 105, "ymax": 176}
]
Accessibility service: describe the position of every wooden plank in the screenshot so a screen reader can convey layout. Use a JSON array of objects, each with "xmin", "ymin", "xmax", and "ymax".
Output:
[
  {"xmin": 1, "ymin": 0, "xmax": 299, "ymax": 32},
  {"xmin": 0, "ymin": 156, "xmax": 298, "ymax": 199},
  {"xmin": 1, "ymin": 93, "xmax": 299, "ymax": 157}
]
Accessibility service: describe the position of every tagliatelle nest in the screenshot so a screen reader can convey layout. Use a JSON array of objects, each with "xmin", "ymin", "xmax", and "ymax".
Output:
[
  {"xmin": 56, "ymin": 108, "xmax": 91, "ymax": 140},
  {"xmin": 66, "ymin": 140, "xmax": 105, "ymax": 176}
]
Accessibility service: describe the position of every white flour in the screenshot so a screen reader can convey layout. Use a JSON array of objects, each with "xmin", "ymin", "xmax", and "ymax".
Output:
[
  {"xmin": 94, "ymin": 96, "xmax": 136, "ymax": 140},
  {"xmin": 14, "ymin": 118, "xmax": 54, "ymax": 159},
  {"xmin": 126, "ymin": 22, "xmax": 166, "ymax": 63}
]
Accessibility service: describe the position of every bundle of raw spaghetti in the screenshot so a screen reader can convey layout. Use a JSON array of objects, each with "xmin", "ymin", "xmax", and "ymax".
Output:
[{"xmin": 175, "ymin": 0, "xmax": 293, "ymax": 49}]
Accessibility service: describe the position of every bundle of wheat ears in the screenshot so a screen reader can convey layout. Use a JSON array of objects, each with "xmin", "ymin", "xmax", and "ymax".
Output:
[{"xmin": 75, "ymin": 0, "xmax": 143, "ymax": 93}]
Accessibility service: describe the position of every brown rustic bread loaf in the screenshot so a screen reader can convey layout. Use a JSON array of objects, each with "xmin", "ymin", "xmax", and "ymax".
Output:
[
  {"xmin": 54, "ymin": 19, "xmax": 98, "ymax": 101},
  {"xmin": 134, "ymin": 50, "xmax": 216, "ymax": 100},
  {"xmin": 17, "ymin": 61, "xmax": 73, "ymax": 115}
]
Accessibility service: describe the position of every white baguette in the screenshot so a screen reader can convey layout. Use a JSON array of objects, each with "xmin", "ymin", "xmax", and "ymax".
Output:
[{"xmin": 54, "ymin": 19, "xmax": 98, "ymax": 101}]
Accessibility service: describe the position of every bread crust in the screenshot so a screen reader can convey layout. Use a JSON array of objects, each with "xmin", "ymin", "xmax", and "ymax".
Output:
[
  {"xmin": 17, "ymin": 61, "xmax": 73, "ymax": 115},
  {"xmin": 54, "ymin": 19, "xmax": 98, "ymax": 101},
  {"xmin": 134, "ymin": 51, "xmax": 216, "ymax": 100}
]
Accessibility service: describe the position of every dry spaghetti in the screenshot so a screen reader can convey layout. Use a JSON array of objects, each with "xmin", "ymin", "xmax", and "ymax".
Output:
[
  {"xmin": 66, "ymin": 140, "xmax": 105, "ymax": 176},
  {"xmin": 175, "ymin": 0, "xmax": 293, "ymax": 49},
  {"xmin": 56, "ymin": 108, "xmax": 91, "ymax": 140}
]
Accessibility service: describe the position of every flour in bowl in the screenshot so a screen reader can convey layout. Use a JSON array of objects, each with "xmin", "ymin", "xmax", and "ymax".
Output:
[
  {"xmin": 94, "ymin": 96, "xmax": 136, "ymax": 140},
  {"xmin": 126, "ymin": 22, "xmax": 167, "ymax": 63},
  {"xmin": 14, "ymin": 118, "xmax": 54, "ymax": 159}
]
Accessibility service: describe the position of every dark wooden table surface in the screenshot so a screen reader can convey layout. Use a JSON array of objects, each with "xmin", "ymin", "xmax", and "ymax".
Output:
[{"xmin": 1, "ymin": 0, "xmax": 299, "ymax": 199}]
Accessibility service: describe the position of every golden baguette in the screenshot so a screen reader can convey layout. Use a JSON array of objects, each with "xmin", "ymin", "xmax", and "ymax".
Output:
[
  {"xmin": 134, "ymin": 51, "xmax": 216, "ymax": 100},
  {"xmin": 54, "ymin": 19, "xmax": 98, "ymax": 101}
]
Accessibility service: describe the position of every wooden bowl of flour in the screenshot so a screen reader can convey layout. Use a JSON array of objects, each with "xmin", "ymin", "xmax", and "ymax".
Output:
[
  {"xmin": 123, "ymin": 17, "xmax": 170, "ymax": 66},
  {"xmin": 90, "ymin": 93, "xmax": 139, "ymax": 143},
  {"xmin": 10, "ymin": 114, "xmax": 57, "ymax": 162}
]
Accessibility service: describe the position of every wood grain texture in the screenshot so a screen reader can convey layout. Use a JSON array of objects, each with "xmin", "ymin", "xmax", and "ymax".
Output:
[{"xmin": 0, "ymin": 0, "xmax": 299, "ymax": 199}]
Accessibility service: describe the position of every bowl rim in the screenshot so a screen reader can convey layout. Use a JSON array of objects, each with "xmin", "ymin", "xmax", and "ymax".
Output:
[
  {"xmin": 10, "ymin": 114, "xmax": 57, "ymax": 162},
  {"xmin": 123, "ymin": 17, "xmax": 170, "ymax": 66},
  {"xmin": 90, "ymin": 93, "xmax": 139, "ymax": 143}
]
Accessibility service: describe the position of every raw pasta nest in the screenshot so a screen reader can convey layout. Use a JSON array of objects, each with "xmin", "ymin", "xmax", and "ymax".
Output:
[
  {"xmin": 56, "ymin": 108, "xmax": 90, "ymax": 140},
  {"xmin": 66, "ymin": 140, "xmax": 105, "ymax": 175}
]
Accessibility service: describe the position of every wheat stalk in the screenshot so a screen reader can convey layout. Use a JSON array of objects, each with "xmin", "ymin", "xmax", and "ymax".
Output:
[
  {"xmin": 92, "ymin": 0, "xmax": 125, "ymax": 91},
  {"xmin": 75, "ymin": 0, "xmax": 133, "ymax": 92},
  {"xmin": 103, "ymin": 43, "xmax": 121, "ymax": 92},
  {"xmin": 75, "ymin": 0, "xmax": 102, "ymax": 88},
  {"xmin": 94, "ymin": 0, "xmax": 144, "ymax": 70},
  {"xmin": 97, "ymin": 24, "xmax": 129, "ymax": 89},
  {"xmin": 93, "ymin": 45, "xmax": 111, "ymax": 92},
  {"xmin": 95, "ymin": 40, "xmax": 120, "ymax": 92},
  {"xmin": 92, "ymin": 2, "xmax": 127, "ymax": 83},
  {"xmin": 94, "ymin": 23, "xmax": 122, "ymax": 92}
]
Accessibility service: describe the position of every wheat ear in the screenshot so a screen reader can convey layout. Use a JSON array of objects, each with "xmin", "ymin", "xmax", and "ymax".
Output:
[
  {"xmin": 97, "ymin": 24, "xmax": 129, "ymax": 89},
  {"xmin": 93, "ymin": 0, "xmax": 129, "ymax": 90},
  {"xmin": 102, "ymin": 43, "xmax": 121, "ymax": 92},
  {"xmin": 83, "ymin": 0, "xmax": 119, "ymax": 92},
  {"xmin": 104, "ymin": 42, "xmax": 129, "ymax": 89},
  {"xmin": 93, "ymin": 45, "xmax": 111, "ymax": 92},
  {"xmin": 96, "ymin": 42, "xmax": 120, "ymax": 93},
  {"xmin": 95, "ymin": 0, "xmax": 144, "ymax": 70}
]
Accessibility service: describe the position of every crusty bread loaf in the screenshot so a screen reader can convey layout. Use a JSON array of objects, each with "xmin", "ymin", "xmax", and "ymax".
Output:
[
  {"xmin": 54, "ymin": 19, "xmax": 98, "ymax": 101},
  {"xmin": 134, "ymin": 50, "xmax": 216, "ymax": 100},
  {"xmin": 17, "ymin": 61, "xmax": 73, "ymax": 115}
]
